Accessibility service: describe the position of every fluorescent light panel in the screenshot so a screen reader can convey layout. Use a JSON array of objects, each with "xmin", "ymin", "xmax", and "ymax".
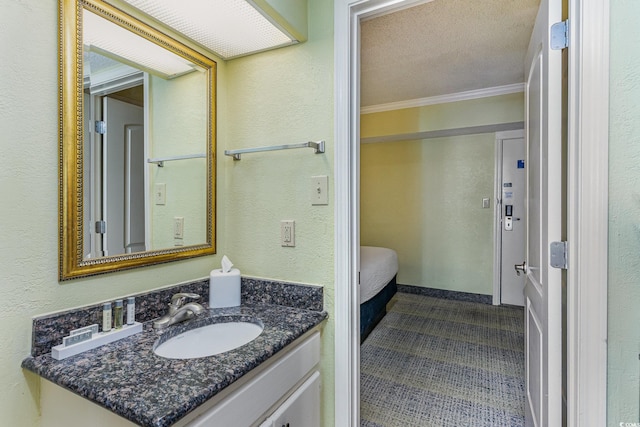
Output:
[
  {"xmin": 122, "ymin": 0, "xmax": 295, "ymax": 59},
  {"xmin": 83, "ymin": 9, "xmax": 197, "ymax": 78}
]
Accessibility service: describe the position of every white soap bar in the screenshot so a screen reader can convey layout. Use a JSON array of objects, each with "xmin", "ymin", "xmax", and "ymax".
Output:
[{"xmin": 209, "ymin": 268, "xmax": 241, "ymax": 308}]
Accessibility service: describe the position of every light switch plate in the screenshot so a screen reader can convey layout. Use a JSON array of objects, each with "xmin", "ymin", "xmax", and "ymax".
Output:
[
  {"xmin": 155, "ymin": 183, "xmax": 166, "ymax": 205},
  {"xmin": 482, "ymin": 198, "xmax": 490, "ymax": 209},
  {"xmin": 311, "ymin": 176, "xmax": 328, "ymax": 205},
  {"xmin": 174, "ymin": 217, "xmax": 184, "ymax": 239}
]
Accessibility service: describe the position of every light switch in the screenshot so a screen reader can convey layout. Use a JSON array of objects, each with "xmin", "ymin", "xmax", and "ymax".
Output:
[
  {"xmin": 155, "ymin": 183, "xmax": 166, "ymax": 205},
  {"xmin": 174, "ymin": 217, "xmax": 184, "ymax": 239},
  {"xmin": 482, "ymin": 198, "xmax": 490, "ymax": 209},
  {"xmin": 311, "ymin": 176, "xmax": 328, "ymax": 205}
]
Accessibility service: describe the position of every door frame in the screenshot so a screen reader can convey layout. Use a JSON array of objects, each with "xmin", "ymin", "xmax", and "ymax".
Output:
[
  {"xmin": 492, "ymin": 129, "xmax": 526, "ymax": 306},
  {"xmin": 85, "ymin": 70, "xmax": 148, "ymax": 258},
  {"xmin": 565, "ymin": 1, "xmax": 609, "ymax": 424},
  {"xmin": 333, "ymin": 0, "xmax": 609, "ymax": 426}
]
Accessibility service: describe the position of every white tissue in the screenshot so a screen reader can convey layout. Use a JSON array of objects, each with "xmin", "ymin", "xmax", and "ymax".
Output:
[{"xmin": 221, "ymin": 255, "xmax": 233, "ymax": 273}]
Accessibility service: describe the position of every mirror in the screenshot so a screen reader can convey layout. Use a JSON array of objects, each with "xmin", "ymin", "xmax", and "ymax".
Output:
[{"xmin": 60, "ymin": 0, "xmax": 216, "ymax": 280}]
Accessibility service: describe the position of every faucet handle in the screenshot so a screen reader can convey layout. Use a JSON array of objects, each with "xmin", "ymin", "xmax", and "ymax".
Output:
[{"xmin": 170, "ymin": 292, "xmax": 201, "ymax": 309}]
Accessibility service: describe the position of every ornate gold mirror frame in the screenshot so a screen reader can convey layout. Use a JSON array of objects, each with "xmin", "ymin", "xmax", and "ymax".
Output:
[{"xmin": 60, "ymin": 0, "xmax": 216, "ymax": 280}]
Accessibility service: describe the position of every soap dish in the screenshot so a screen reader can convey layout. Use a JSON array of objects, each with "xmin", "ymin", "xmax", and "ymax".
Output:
[{"xmin": 51, "ymin": 322, "xmax": 143, "ymax": 360}]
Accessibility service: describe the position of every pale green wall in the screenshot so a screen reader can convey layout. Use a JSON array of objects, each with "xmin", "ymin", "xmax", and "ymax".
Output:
[
  {"xmin": 608, "ymin": 0, "xmax": 640, "ymax": 424},
  {"xmin": 0, "ymin": 2, "xmax": 227, "ymax": 426},
  {"xmin": 0, "ymin": 1, "xmax": 334, "ymax": 427},
  {"xmin": 360, "ymin": 94, "xmax": 523, "ymax": 294},
  {"xmin": 150, "ymin": 71, "xmax": 208, "ymax": 248},
  {"xmin": 224, "ymin": 1, "xmax": 334, "ymax": 424}
]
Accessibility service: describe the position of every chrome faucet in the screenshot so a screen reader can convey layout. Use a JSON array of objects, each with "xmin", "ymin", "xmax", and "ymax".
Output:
[{"xmin": 153, "ymin": 292, "xmax": 205, "ymax": 330}]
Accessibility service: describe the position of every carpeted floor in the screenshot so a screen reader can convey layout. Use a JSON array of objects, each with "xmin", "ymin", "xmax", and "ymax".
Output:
[{"xmin": 360, "ymin": 292, "xmax": 525, "ymax": 427}]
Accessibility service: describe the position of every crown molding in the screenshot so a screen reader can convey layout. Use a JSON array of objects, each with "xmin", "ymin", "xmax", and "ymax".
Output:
[
  {"xmin": 360, "ymin": 121, "xmax": 524, "ymax": 144},
  {"xmin": 360, "ymin": 83, "xmax": 525, "ymax": 114}
]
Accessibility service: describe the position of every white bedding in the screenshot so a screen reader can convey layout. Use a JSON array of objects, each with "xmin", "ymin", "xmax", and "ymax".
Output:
[{"xmin": 360, "ymin": 246, "xmax": 399, "ymax": 304}]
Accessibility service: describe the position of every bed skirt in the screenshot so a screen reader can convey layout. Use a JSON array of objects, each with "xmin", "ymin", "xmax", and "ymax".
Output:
[{"xmin": 360, "ymin": 275, "xmax": 397, "ymax": 342}]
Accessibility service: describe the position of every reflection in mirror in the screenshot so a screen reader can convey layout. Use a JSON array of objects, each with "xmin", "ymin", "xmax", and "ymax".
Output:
[{"xmin": 61, "ymin": 0, "xmax": 216, "ymax": 280}]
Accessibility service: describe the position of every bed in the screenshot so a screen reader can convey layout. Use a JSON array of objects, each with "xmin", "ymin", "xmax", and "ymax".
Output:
[{"xmin": 360, "ymin": 246, "xmax": 399, "ymax": 342}]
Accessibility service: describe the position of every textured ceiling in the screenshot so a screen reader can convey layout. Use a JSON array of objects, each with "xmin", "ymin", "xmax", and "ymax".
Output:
[{"xmin": 360, "ymin": 0, "xmax": 540, "ymax": 107}]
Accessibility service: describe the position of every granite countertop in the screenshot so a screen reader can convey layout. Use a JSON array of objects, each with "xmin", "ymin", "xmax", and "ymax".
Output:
[{"xmin": 22, "ymin": 303, "xmax": 327, "ymax": 427}]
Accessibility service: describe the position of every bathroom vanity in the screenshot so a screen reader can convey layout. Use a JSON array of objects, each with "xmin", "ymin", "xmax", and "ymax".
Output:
[
  {"xmin": 23, "ymin": 299, "xmax": 326, "ymax": 427},
  {"xmin": 39, "ymin": 330, "xmax": 321, "ymax": 427}
]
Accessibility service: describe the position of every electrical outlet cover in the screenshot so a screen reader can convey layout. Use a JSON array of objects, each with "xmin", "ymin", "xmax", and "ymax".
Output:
[{"xmin": 281, "ymin": 220, "xmax": 295, "ymax": 247}]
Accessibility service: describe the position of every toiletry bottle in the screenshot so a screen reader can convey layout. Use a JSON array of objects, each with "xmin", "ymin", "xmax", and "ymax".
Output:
[
  {"xmin": 102, "ymin": 302, "xmax": 112, "ymax": 332},
  {"xmin": 114, "ymin": 300, "xmax": 123, "ymax": 329},
  {"xmin": 126, "ymin": 297, "xmax": 135, "ymax": 325}
]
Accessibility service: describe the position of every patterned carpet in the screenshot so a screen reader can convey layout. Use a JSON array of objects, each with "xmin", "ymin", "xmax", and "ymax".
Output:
[{"xmin": 360, "ymin": 292, "xmax": 525, "ymax": 427}]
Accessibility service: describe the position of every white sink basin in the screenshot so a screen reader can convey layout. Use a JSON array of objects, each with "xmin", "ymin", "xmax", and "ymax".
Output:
[{"xmin": 154, "ymin": 321, "xmax": 263, "ymax": 359}]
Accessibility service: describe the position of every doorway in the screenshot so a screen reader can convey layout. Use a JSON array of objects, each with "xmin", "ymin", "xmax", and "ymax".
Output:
[
  {"xmin": 494, "ymin": 130, "xmax": 526, "ymax": 307},
  {"xmin": 85, "ymin": 83, "xmax": 147, "ymax": 258},
  {"xmin": 334, "ymin": 0, "xmax": 609, "ymax": 426}
]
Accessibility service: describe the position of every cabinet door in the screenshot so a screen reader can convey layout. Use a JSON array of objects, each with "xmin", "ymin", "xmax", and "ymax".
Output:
[{"xmin": 269, "ymin": 371, "xmax": 320, "ymax": 427}]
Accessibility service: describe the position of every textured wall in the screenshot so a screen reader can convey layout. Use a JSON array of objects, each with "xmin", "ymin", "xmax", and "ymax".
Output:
[
  {"xmin": 0, "ymin": 1, "xmax": 229, "ymax": 425},
  {"xmin": 360, "ymin": 94, "xmax": 523, "ymax": 295},
  {"xmin": 359, "ymin": 0, "xmax": 538, "ymax": 106},
  {"xmin": 361, "ymin": 134, "xmax": 495, "ymax": 294},
  {"xmin": 608, "ymin": 0, "xmax": 640, "ymax": 424},
  {"xmin": 150, "ymin": 71, "xmax": 208, "ymax": 248},
  {"xmin": 0, "ymin": 0, "xmax": 335, "ymax": 425},
  {"xmin": 223, "ymin": 1, "xmax": 335, "ymax": 424}
]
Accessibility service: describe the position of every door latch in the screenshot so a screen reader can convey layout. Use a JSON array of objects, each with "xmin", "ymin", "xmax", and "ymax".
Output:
[{"xmin": 514, "ymin": 261, "xmax": 527, "ymax": 276}]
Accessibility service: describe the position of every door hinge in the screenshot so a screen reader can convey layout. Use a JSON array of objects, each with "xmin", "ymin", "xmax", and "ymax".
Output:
[
  {"xmin": 95, "ymin": 120, "xmax": 106, "ymax": 135},
  {"xmin": 95, "ymin": 220, "xmax": 106, "ymax": 234},
  {"xmin": 550, "ymin": 241, "xmax": 568, "ymax": 269},
  {"xmin": 551, "ymin": 20, "xmax": 569, "ymax": 50}
]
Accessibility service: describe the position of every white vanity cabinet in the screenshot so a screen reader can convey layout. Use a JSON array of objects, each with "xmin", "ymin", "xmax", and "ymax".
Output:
[
  {"xmin": 258, "ymin": 371, "xmax": 320, "ymax": 427},
  {"xmin": 184, "ymin": 332, "xmax": 320, "ymax": 427},
  {"xmin": 40, "ymin": 332, "xmax": 321, "ymax": 427}
]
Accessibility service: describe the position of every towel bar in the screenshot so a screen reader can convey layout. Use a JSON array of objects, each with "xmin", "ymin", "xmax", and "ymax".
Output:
[
  {"xmin": 147, "ymin": 153, "xmax": 206, "ymax": 167},
  {"xmin": 224, "ymin": 141, "xmax": 325, "ymax": 160}
]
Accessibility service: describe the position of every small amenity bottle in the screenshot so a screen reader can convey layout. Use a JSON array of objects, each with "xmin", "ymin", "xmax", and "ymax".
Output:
[
  {"xmin": 102, "ymin": 302, "xmax": 112, "ymax": 332},
  {"xmin": 126, "ymin": 297, "xmax": 135, "ymax": 325},
  {"xmin": 113, "ymin": 300, "xmax": 123, "ymax": 329}
]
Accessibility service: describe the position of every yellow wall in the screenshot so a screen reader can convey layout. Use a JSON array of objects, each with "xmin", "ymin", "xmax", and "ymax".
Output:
[
  {"xmin": 361, "ymin": 94, "xmax": 523, "ymax": 294},
  {"xmin": 361, "ymin": 92, "xmax": 524, "ymax": 138},
  {"xmin": 0, "ymin": 1, "xmax": 334, "ymax": 426}
]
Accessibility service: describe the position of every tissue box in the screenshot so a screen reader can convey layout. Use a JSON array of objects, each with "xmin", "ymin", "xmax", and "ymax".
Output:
[{"xmin": 209, "ymin": 268, "xmax": 241, "ymax": 308}]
